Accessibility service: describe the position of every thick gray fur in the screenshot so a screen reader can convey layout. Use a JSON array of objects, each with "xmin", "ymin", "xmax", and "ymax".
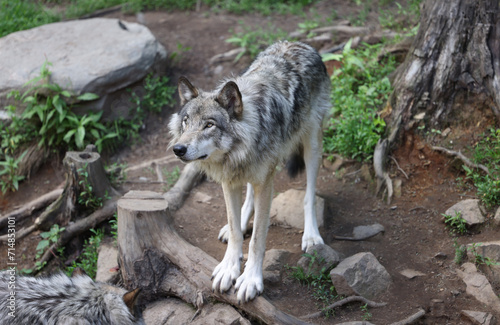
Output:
[{"xmin": 0, "ymin": 270, "xmax": 143, "ymax": 325}]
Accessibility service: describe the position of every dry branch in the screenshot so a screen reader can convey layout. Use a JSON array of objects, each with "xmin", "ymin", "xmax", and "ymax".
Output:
[
  {"xmin": 163, "ymin": 163, "xmax": 204, "ymax": 211},
  {"xmin": 431, "ymin": 146, "xmax": 490, "ymax": 175},
  {"xmin": 300, "ymin": 296, "xmax": 387, "ymax": 319},
  {"xmin": 117, "ymin": 190, "xmax": 309, "ymax": 325}
]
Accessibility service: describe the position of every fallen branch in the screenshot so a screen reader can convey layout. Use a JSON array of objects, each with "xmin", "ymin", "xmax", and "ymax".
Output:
[
  {"xmin": 389, "ymin": 308, "xmax": 425, "ymax": 325},
  {"xmin": 431, "ymin": 146, "xmax": 490, "ymax": 175},
  {"xmin": 0, "ymin": 186, "xmax": 63, "ymax": 228},
  {"xmin": 389, "ymin": 155, "xmax": 409, "ymax": 179},
  {"xmin": 209, "ymin": 47, "xmax": 245, "ymax": 64},
  {"xmin": 123, "ymin": 156, "xmax": 177, "ymax": 173},
  {"xmin": 163, "ymin": 163, "xmax": 204, "ymax": 211},
  {"xmin": 300, "ymin": 296, "xmax": 387, "ymax": 319}
]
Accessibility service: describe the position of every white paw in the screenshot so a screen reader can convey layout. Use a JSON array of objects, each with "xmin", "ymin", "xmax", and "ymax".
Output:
[
  {"xmin": 218, "ymin": 224, "xmax": 247, "ymax": 243},
  {"xmin": 218, "ymin": 224, "xmax": 231, "ymax": 243},
  {"xmin": 234, "ymin": 266, "xmax": 264, "ymax": 303},
  {"xmin": 301, "ymin": 234, "xmax": 324, "ymax": 252},
  {"xmin": 212, "ymin": 257, "xmax": 241, "ymax": 293}
]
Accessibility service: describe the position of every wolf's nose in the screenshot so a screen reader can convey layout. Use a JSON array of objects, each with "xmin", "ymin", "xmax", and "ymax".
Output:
[{"xmin": 173, "ymin": 144, "xmax": 187, "ymax": 157}]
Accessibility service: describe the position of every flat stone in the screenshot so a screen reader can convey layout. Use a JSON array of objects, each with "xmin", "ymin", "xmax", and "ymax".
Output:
[
  {"xmin": 0, "ymin": 18, "xmax": 167, "ymax": 120},
  {"xmin": 461, "ymin": 310, "xmax": 495, "ymax": 325},
  {"xmin": 95, "ymin": 237, "xmax": 118, "ymax": 283},
  {"xmin": 270, "ymin": 189, "xmax": 324, "ymax": 229},
  {"xmin": 466, "ymin": 241, "xmax": 500, "ymax": 285},
  {"xmin": 330, "ymin": 252, "xmax": 392, "ymax": 299},
  {"xmin": 352, "ymin": 223, "xmax": 385, "ymax": 240},
  {"xmin": 457, "ymin": 263, "xmax": 500, "ymax": 313},
  {"xmin": 400, "ymin": 269, "xmax": 426, "ymax": 279},
  {"xmin": 263, "ymin": 249, "xmax": 290, "ymax": 272},
  {"xmin": 191, "ymin": 303, "xmax": 251, "ymax": 325},
  {"xmin": 444, "ymin": 199, "xmax": 485, "ymax": 226}
]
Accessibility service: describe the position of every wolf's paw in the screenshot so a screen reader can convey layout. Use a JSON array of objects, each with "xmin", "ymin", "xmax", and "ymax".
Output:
[
  {"xmin": 212, "ymin": 258, "xmax": 241, "ymax": 293},
  {"xmin": 218, "ymin": 224, "xmax": 230, "ymax": 243},
  {"xmin": 234, "ymin": 267, "xmax": 264, "ymax": 303},
  {"xmin": 301, "ymin": 234, "xmax": 324, "ymax": 252}
]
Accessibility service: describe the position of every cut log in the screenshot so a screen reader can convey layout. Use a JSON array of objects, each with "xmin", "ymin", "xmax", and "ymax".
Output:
[{"xmin": 117, "ymin": 190, "xmax": 309, "ymax": 325}]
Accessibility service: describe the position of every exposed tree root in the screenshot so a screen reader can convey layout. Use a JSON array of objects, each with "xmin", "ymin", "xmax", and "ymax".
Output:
[
  {"xmin": 389, "ymin": 308, "xmax": 425, "ymax": 325},
  {"xmin": 431, "ymin": 146, "xmax": 490, "ymax": 175},
  {"xmin": 300, "ymin": 296, "xmax": 387, "ymax": 319},
  {"xmin": 374, "ymin": 139, "xmax": 393, "ymax": 204}
]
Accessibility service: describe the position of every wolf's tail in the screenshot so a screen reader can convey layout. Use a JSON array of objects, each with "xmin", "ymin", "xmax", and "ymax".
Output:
[{"xmin": 286, "ymin": 146, "xmax": 305, "ymax": 178}]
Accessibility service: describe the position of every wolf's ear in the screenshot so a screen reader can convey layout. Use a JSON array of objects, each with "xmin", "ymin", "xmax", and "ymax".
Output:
[
  {"xmin": 178, "ymin": 76, "xmax": 198, "ymax": 105},
  {"xmin": 71, "ymin": 267, "xmax": 88, "ymax": 277},
  {"xmin": 123, "ymin": 288, "xmax": 141, "ymax": 314},
  {"xmin": 216, "ymin": 81, "xmax": 243, "ymax": 120}
]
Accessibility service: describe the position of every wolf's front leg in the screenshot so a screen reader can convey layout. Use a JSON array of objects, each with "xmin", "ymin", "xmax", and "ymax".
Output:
[
  {"xmin": 212, "ymin": 183, "xmax": 243, "ymax": 293},
  {"xmin": 234, "ymin": 179, "xmax": 272, "ymax": 303},
  {"xmin": 218, "ymin": 183, "xmax": 254, "ymax": 243}
]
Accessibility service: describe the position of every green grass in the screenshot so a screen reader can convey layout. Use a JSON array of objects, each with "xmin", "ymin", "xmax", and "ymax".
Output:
[
  {"xmin": 226, "ymin": 22, "xmax": 289, "ymax": 61},
  {"xmin": 442, "ymin": 211, "xmax": 467, "ymax": 235},
  {"xmin": 461, "ymin": 128, "xmax": 500, "ymax": 209},
  {"xmin": 286, "ymin": 251, "xmax": 339, "ymax": 318},
  {"xmin": 0, "ymin": 0, "xmax": 59, "ymax": 38},
  {"xmin": 322, "ymin": 39, "xmax": 397, "ymax": 162},
  {"xmin": 65, "ymin": 228, "xmax": 105, "ymax": 280}
]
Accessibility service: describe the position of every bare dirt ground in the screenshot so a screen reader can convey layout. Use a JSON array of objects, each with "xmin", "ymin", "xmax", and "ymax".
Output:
[{"xmin": 1, "ymin": 1, "xmax": 500, "ymax": 324}]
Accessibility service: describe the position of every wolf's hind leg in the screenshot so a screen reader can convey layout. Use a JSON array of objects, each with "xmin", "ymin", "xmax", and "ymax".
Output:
[
  {"xmin": 218, "ymin": 183, "xmax": 254, "ymax": 243},
  {"xmin": 301, "ymin": 127, "xmax": 324, "ymax": 251}
]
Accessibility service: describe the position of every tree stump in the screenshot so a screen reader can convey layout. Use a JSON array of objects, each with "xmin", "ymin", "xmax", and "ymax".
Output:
[{"xmin": 117, "ymin": 190, "xmax": 309, "ymax": 325}]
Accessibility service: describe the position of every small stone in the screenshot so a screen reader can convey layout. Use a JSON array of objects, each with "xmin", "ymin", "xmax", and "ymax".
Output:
[{"xmin": 400, "ymin": 269, "xmax": 426, "ymax": 279}]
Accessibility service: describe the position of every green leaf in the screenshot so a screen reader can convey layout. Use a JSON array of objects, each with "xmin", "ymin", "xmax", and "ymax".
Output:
[
  {"xmin": 63, "ymin": 129, "xmax": 76, "ymax": 143},
  {"xmin": 36, "ymin": 239, "xmax": 50, "ymax": 252},
  {"xmin": 60, "ymin": 90, "xmax": 72, "ymax": 97},
  {"xmin": 76, "ymin": 126, "xmax": 85, "ymax": 148},
  {"xmin": 77, "ymin": 93, "xmax": 99, "ymax": 101}
]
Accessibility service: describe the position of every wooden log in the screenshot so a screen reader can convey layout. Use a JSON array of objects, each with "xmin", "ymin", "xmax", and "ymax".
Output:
[
  {"xmin": 117, "ymin": 190, "xmax": 309, "ymax": 325},
  {"xmin": 162, "ymin": 163, "xmax": 204, "ymax": 211}
]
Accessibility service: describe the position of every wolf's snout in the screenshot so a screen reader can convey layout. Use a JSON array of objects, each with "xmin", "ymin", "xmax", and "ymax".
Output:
[{"xmin": 173, "ymin": 144, "xmax": 187, "ymax": 157}]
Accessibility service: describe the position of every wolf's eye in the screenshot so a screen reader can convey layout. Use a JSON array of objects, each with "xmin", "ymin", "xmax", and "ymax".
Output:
[{"xmin": 205, "ymin": 122, "xmax": 214, "ymax": 129}]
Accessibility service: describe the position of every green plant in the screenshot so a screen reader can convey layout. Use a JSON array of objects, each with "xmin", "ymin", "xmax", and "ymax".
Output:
[
  {"xmin": 286, "ymin": 251, "xmax": 338, "ymax": 318},
  {"xmin": 468, "ymin": 243, "xmax": 500, "ymax": 267},
  {"xmin": 66, "ymin": 228, "xmax": 104, "ymax": 280},
  {"xmin": 110, "ymin": 212, "xmax": 118, "ymax": 241},
  {"xmin": 322, "ymin": 39, "xmax": 396, "ymax": 161},
  {"xmin": 163, "ymin": 166, "xmax": 181, "ymax": 189},
  {"xmin": 130, "ymin": 74, "xmax": 176, "ymax": 114},
  {"xmin": 226, "ymin": 22, "xmax": 289, "ymax": 61},
  {"xmin": 0, "ymin": 151, "xmax": 27, "ymax": 193},
  {"xmin": 361, "ymin": 304, "xmax": 372, "ymax": 321},
  {"xmin": 106, "ymin": 162, "xmax": 128, "ymax": 187},
  {"xmin": 453, "ymin": 239, "xmax": 467, "ymax": 265},
  {"xmin": 462, "ymin": 128, "xmax": 500, "ymax": 208},
  {"xmin": 442, "ymin": 211, "xmax": 467, "ymax": 235},
  {"xmin": 379, "ymin": 0, "xmax": 422, "ymax": 31},
  {"xmin": 77, "ymin": 165, "xmax": 110, "ymax": 210},
  {"xmin": 169, "ymin": 42, "xmax": 192, "ymax": 64},
  {"xmin": 22, "ymin": 224, "xmax": 65, "ymax": 274}
]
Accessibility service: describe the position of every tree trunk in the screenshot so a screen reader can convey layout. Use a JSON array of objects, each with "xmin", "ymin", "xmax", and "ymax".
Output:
[
  {"xmin": 384, "ymin": 0, "xmax": 499, "ymax": 145},
  {"xmin": 375, "ymin": 0, "xmax": 500, "ymax": 199},
  {"xmin": 117, "ymin": 190, "xmax": 309, "ymax": 325}
]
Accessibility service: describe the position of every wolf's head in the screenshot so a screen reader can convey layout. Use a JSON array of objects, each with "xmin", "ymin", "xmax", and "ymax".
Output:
[{"xmin": 168, "ymin": 76, "xmax": 243, "ymax": 164}]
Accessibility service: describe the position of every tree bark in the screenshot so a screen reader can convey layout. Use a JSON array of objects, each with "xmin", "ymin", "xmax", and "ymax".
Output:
[
  {"xmin": 375, "ymin": 0, "xmax": 500, "ymax": 199},
  {"xmin": 384, "ymin": 0, "xmax": 500, "ymax": 145},
  {"xmin": 117, "ymin": 190, "xmax": 309, "ymax": 325}
]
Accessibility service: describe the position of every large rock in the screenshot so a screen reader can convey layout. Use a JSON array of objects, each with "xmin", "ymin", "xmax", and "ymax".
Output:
[
  {"xmin": 330, "ymin": 252, "xmax": 392, "ymax": 299},
  {"xmin": 444, "ymin": 199, "xmax": 485, "ymax": 226},
  {"xmin": 0, "ymin": 18, "xmax": 167, "ymax": 120},
  {"xmin": 270, "ymin": 189, "xmax": 324, "ymax": 229},
  {"xmin": 461, "ymin": 310, "xmax": 496, "ymax": 325},
  {"xmin": 467, "ymin": 241, "xmax": 500, "ymax": 285},
  {"xmin": 457, "ymin": 263, "xmax": 500, "ymax": 313}
]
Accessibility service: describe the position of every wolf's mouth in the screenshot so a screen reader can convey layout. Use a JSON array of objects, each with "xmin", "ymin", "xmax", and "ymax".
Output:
[
  {"xmin": 178, "ymin": 154, "xmax": 207, "ymax": 163},
  {"xmin": 197, "ymin": 155, "xmax": 208, "ymax": 160}
]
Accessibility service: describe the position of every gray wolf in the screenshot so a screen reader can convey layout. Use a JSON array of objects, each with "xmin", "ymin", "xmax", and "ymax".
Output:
[
  {"xmin": 169, "ymin": 41, "xmax": 331, "ymax": 303},
  {"xmin": 0, "ymin": 268, "xmax": 143, "ymax": 324}
]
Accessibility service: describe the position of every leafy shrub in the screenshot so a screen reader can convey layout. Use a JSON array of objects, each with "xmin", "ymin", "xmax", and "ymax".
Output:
[{"xmin": 322, "ymin": 40, "xmax": 396, "ymax": 161}]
